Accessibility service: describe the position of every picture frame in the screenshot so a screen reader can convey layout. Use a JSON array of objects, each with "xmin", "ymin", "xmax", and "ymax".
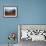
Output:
[{"xmin": 4, "ymin": 7, "xmax": 17, "ymax": 17}]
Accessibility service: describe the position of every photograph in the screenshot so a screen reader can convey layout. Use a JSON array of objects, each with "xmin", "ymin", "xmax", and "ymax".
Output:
[{"xmin": 4, "ymin": 7, "xmax": 17, "ymax": 17}]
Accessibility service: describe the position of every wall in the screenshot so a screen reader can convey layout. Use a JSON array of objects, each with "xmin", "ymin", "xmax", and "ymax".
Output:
[
  {"xmin": 0, "ymin": 0, "xmax": 18, "ymax": 44},
  {"xmin": 0, "ymin": 0, "xmax": 46, "ymax": 44}
]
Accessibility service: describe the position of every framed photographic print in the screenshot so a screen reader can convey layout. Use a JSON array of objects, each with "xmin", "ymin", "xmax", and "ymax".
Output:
[{"xmin": 4, "ymin": 7, "xmax": 17, "ymax": 17}]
